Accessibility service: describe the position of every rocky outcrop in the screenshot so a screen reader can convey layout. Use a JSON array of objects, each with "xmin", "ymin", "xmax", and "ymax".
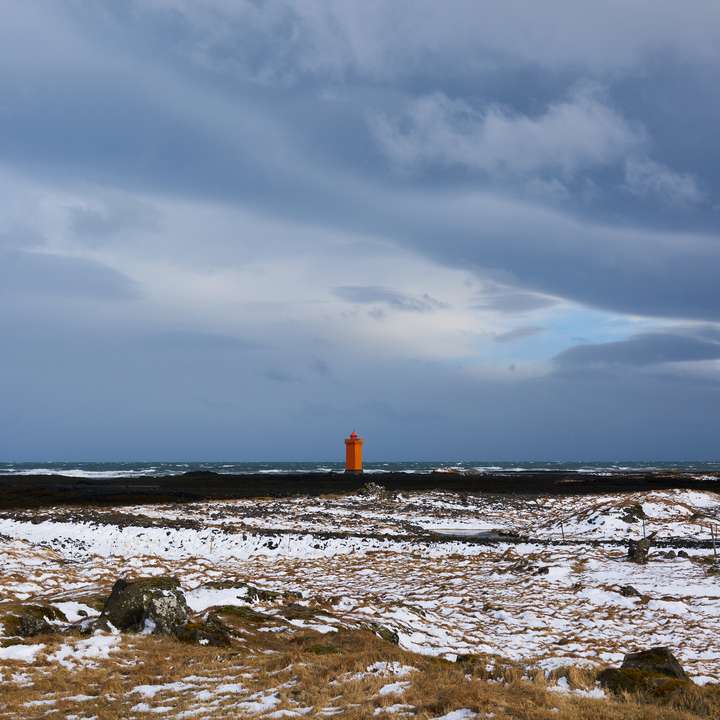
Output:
[
  {"xmin": 627, "ymin": 533, "xmax": 655, "ymax": 564},
  {"xmin": 359, "ymin": 482, "xmax": 390, "ymax": 499},
  {"xmin": 101, "ymin": 577, "xmax": 188, "ymax": 634},
  {"xmin": 620, "ymin": 647, "xmax": 688, "ymax": 679},
  {"xmin": 0, "ymin": 602, "xmax": 67, "ymax": 637},
  {"xmin": 174, "ymin": 620, "xmax": 231, "ymax": 647},
  {"xmin": 363, "ymin": 622, "xmax": 399, "ymax": 644},
  {"xmin": 599, "ymin": 647, "xmax": 691, "ymax": 696},
  {"xmin": 200, "ymin": 580, "xmax": 301, "ymax": 603}
]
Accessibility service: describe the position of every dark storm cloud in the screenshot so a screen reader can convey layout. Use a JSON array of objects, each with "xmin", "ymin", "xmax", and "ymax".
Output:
[
  {"xmin": 309, "ymin": 357, "xmax": 331, "ymax": 377},
  {"xmin": 0, "ymin": 250, "xmax": 138, "ymax": 300},
  {"xmin": 494, "ymin": 326, "xmax": 544, "ymax": 343},
  {"xmin": 334, "ymin": 286, "xmax": 447, "ymax": 313},
  {"xmin": 263, "ymin": 369, "xmax": 303, "ymax": 384},
  {"xmin": 3, "ymin": 313, "xmax": 719, "ymax": 460},
  {"xmin": 0, "ymin": 227, "xmax": 44, "ymax": 250},
  {"xmin": 0, "ymin": 3, "xmax": 718, "ymax": 324},
  {"xmin": 555, "ymin": 332, "xmax": 720, "ymax": 368},
  {"xmin": 471, "ymin": 285, "xmax": 558, "ymax": 314},
  {"xmin": 1, "ymin": 2, "xmax": 720, "ymax": 460},
  {"xmin": 144, "ymin": 331, "xmax": 258, "ymax": 351}
]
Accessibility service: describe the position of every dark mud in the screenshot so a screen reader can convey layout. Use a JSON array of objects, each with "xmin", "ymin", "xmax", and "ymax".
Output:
[{"xmin": 0, "ymin": 470, "xmax": 719, "ymax": 510}]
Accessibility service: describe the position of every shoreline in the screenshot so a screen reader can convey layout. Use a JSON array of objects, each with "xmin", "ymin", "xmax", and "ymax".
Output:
[{"xmin": 1, "ymin": 469, "xmax": 719, "ymax": 510}]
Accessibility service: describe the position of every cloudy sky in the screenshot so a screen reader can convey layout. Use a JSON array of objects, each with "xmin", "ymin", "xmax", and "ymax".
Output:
[{"xmin": 1, "ymin": 1, "xmax": 719, "ymax": 461}]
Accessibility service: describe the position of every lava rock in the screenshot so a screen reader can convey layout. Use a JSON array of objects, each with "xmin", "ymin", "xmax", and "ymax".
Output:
[
  {"xmin": 364, "ymin": 622, "xmax": 399, "ymax": 644},
  {"xmin": 599, "ymin": 647, "xmax": 692, "ymax": 699},
  {"xmin": 627, "ymin": 533, "xmax": 655, "ymax": 564},
  {"xmin": 0, "ymin": 603, "xmax": 67, "ymax": 637},
  {"xmin": 174, "ymin": 620, "xmax": 231, "ymax": 647},
  {"xmin": 101, "ymin": 576, "xmax": 188, "ymax": 634},
  {"xmin": 208, "ymin": 605, "xmax": 275, "ymax": 626},
  {"xmin": 200, "ymin": 581, "xmax": 302, "ymax": 603},
  {"xmin": 621, "ymin": 647, "xmax": 689, "ymax": 679},
  {"xmin": 359, "ymin": 481, "xmax": 390, "ymax": 499}
]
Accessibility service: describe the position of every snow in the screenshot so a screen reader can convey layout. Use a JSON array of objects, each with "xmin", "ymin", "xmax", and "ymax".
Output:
[
  {"xmin": 3, "ymin": 487, "xmax": 720, "ymax": 692},
  {"xmin": 234, "ymin": 690, "xmax": 282, "ymax": 714},
  {"xmin": 0, "ymin": 643, "xmax": 45, "ymax": 661},
  {"xmin": 366, "ymin": 661, "xmax": 417, "ymax": 677},
  {"xmin": 130, "ymin": 703, "xmax": 174, "ymax": 713},
  {"xmin": 132, "ymin": 682, "xmax": 196, "ymax": 698},
  {"xmin": 215, "ymin": 682, "xmax": 245, "ymax": 693},
  {"xmin": 287, "ymin": 619, "xmax": 337, "ymax": 633},
  {"xmin": 431, "ymin": 711, "xmax": 477, "ymax": 720},
  {"xmin": 48, "ymin": 632, "xmax": 120, "ymax": 670},
  {"xmin": 549, "ymin": 677, "xmax": 605, "ymax": 699},
  {"xmin": 378, "ymin": 681, "xmax": 411, "ymax": 696},
  {"xmin": 266, "ymin": 709, "xmax": 313, "ymax": 718},
  {"xmin": 185, "ymin": 586, "xmax": 250, "ymax": 612},
  {"xmin": 53, "ymin": 601, "xmax": 99, "ymax": 623},
  {"xmin": 374, "ymin": 704, "xmax": 415, "ymax": 715}
]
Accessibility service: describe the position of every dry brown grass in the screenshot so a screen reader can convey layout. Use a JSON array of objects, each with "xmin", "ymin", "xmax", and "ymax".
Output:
[{"xmin": 1, "ymin": 629, "xmax": 719, "ymax": 720}]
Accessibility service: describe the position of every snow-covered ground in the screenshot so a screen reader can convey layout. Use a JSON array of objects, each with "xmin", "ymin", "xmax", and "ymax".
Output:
[{"xmin": 2, "ymin": 488, "xmax": 720, "ymax": 686}]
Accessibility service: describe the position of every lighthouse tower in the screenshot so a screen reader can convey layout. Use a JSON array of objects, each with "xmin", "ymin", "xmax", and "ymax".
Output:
[{"xmin": 344, "ymin": 431, "xmax": 363, "ymax": 473}]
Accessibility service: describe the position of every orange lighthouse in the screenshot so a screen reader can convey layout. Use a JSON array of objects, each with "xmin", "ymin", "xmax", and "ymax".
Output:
[{"xmin": 344, "ymin": 431, "xmax": 363, "ymax": 473}]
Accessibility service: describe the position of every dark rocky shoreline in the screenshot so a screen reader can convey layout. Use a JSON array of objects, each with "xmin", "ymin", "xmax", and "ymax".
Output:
[{"xmin": 0, "ymin": 469, "xmax": 719, "ymax": 510}]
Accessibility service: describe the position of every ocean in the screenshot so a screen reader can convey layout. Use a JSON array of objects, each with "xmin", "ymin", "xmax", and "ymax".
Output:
[{"xmin": 0, "ymin": 460, "xmax": 718, "ymax": 478}]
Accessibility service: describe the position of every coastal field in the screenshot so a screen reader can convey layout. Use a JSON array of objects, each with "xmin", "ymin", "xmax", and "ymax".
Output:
[{"xmin": 2, "ymin": 483, "xmax": 720, "ymax": 719}]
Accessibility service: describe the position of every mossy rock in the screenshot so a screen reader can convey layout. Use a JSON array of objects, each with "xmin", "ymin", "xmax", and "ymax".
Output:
[
  {"xmin": 0, "ymin": 603, "xmax": 67, "ymax": 637},
  {"xmin": 622, "ymin": 647, "xmax": 688, "ymax": 679},
  {"xmin": 600, "ymin": 668, "xmax": 681, "ymax": 694},
  {"xmin": 101, "ymin": 576, "xmax": 188, "ymax": 633},
  {"xmin": 279, "ymin": 603, "xmax": 319, "ymax": 621},
  {"xmin": 207, "ymin": 605, "xmax": 273, "ymax": 624},
  {"xmin": 74, "ymin": 593, "xmax": 108, "ymax": 613},
  {"xmin": 599, "ymin": 668, "xmax": 709, "ymax": 713},
  {"xmin": 291, "ymin": 629, "xmax": 375, "ymax": 654},
  {"xmin": 363, "ymin": 622, "xmax": 399, "ymax": 645},
  {"xmin": 174, "ymin": 620, "xmax": 231, "ymax": 647},
  {"xmin": 201, "ymin": 581, "xmax": 300, "ymax": 603}
]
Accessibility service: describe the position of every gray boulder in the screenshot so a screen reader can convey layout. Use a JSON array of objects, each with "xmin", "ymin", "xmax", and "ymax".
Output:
[
  {"xmin": 598, "ymin": 647, "xmax": 691, "ymax": 697},
  {"xmin": 102, "ymin": 577, "xmax": 188, "ymax": 634},
  {"xmin": 621, "ymin": 647, "xmax": 689, "ymax": 679}
]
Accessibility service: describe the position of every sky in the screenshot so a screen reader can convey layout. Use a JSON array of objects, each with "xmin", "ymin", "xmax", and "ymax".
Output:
[{"xmin": 1, "ymin": 1, "xmax": 719, "ymax": 461}]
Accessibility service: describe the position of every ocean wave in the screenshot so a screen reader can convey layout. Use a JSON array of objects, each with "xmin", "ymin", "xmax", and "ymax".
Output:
[
  {"xmin": 0, "ymin": 468, "xmax": 158, "ymax": 478},
  {"xmin": 1, "ymin": 460, "xmax": 717, "ymax": 479}
]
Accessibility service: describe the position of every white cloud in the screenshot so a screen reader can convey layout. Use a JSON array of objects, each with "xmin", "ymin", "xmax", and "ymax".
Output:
[
  {"xmin": 623, "ymin": 157, "xmax": 705, "ymax": 206},
  {"xmin": 133, "ymin": 0, "xmax": 720, "ymax": 82},
  {"xmin": 370, "ymin": 88, "xmax": 640, "ymax": 178}
]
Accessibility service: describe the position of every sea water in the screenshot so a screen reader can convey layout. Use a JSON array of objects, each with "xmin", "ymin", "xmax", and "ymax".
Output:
[{"xmin": 0, "ymin": 460, "xmax": 718, "ymax": 478}]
